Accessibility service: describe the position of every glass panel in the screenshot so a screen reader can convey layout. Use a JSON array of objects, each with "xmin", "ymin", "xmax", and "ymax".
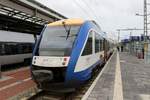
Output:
[
  {"xmin": 39, "ymin": 25, "xmax": 80, "ymax": 56},
  {"xmin": 0, "ymin": 43, "xmax": 2, "ymax": 55},
  {"xmin": 100, "ymin": 38, "xmax": 104, "ymax": 51},
  {"xmin": 1, "ymin": 43, "xmax": 33, "ymax": 55},
  {"xmin": 95, "ymin": 32, "xmax": 100, "ymax": 53},
  {"xmin": 82, "ymin": 31, "xmax": 93, "ymax": 56}
]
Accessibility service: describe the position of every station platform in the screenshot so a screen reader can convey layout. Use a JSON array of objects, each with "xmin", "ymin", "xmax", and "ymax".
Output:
[
  {"xmin": 0, "ymin": 67, "xmax": 37, "ymax": 100},
  {"xmin": 82, "ymin": 51, "xmax": 150, "ymax": 100}
]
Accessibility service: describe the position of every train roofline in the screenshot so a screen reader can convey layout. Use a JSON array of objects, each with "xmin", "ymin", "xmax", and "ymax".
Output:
[{"xmin": 47, "ymin": 18, "xmax": 85, "ymax": 26}]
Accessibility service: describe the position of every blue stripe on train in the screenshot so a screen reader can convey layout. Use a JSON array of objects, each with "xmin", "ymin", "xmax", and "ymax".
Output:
[
  {"xmin": 66, "ymin": 59, "xmax": 103, "ymax": 87},
  {"xmin": 65, "ymin": 21, "xmax": 95, "ymax": 84}
]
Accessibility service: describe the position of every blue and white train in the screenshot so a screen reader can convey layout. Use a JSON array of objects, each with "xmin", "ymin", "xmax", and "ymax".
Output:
[{"xmin": 31, "ymin": 18, "xmax": 114, "ymax": 92}]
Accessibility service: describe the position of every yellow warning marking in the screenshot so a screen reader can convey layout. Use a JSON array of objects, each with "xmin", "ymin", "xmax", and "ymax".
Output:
[{"xmin": 113, "ymin": 52, "xmax": 123, "ymax": 100}]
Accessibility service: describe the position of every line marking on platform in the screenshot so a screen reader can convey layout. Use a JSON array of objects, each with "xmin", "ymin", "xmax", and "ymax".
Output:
[
  {"xmin": 81, "ymin": 51, "xmax": 116, "ymax": 100},
  {"xmin": 113, "ymin": 52, "xmax": 123, "ymax": 100},
  {"xmin": 2, "ymin": 67, "xmax": 29, "ymax": 75},
  {"xmin": 0, "ymin": 77, "xmax": 31, "ymax": 91},
  {"xmin": 0, "ymin": 76, "xmax": 12, "ymax": 82}
]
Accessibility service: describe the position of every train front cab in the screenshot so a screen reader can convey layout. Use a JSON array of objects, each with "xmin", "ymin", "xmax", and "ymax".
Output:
[
  {"xmin": 31, "ymin": 19, "xmax": 105, "ymax": 91},
  {"xmin": 31, "ymin": 19, "xmax": 83, "ymax": 91}
]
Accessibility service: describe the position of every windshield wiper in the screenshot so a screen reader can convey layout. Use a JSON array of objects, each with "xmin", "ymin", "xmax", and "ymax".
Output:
[
  {"xmin": 62, "ymin": 21, "xmax": 71, "ymax": 40},
  {"xmin": 66, "ymin": 26, "xmax": 71, "ymax": 40}
]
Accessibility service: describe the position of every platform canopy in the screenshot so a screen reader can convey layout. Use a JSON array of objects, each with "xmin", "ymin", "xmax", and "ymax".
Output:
[{"xmin": 0, "ymin": 0, "xmax": 67, "ymax": 35}]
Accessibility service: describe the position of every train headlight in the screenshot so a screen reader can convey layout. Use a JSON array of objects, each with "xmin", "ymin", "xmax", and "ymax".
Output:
[{"xmin": 62, "ymin": 62, "xmax": 66, "ymax": 65}]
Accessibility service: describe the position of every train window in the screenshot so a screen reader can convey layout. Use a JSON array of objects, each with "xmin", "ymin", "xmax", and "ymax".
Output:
[
  {"xmin": 0, "ymin": 43, "xmax": 2, "ymax": 55},
  {"xmin": 27, "ymin": 44, "xmax": 33, "ymax": 53},
  {"xmin": 1, "ymin": 44, "xmax": 5, "ymax": 55},
  {"xmin": 22, "ymin": 43, "xmax": 33, "ymax": 53},
  {"xmin": 4, "ymin": 43, "xmax": 17, "ymax": 55},
  {"xmin": 11, "ymin": 44, "xmax": 17, "ymax": 54},
  {"xmin": 1, "ymin": 42, "xmax": 33, "ymax": 55},
  {"xmin": 82, "ymin": 31, "xmax": 93, "ymax": 56},
  {"xmin": 39, "ymin": 25, "xmax": 80, "ymax": 56},
  {"xmin": 100, "ymin": 38, "xmax": 104, "ymax": 51},
  {"xmin": 4, "ymin": 44, "xmax": 11, "ymax": 55},
  {"xmin": 103, "ymin": 39, "xmax": 106, "ymax": 51},
  {"xmin": 95, "ymin": 33, "xmax": 100, "ymax": 53},
  {"xmin": 17, "ymin": 43, "xmax": 23, "ymax": 54},
  {"xmin": 0, "ymin": 43, "xmax": 5, "ymax": 55}
]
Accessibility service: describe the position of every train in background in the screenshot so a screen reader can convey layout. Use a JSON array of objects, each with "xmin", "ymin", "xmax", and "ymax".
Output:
[
  {"xmin": 31, "ymin": 18, "xmax": 114, "ymax": 92},
  {"xmin": 0, "ymin": 30, "xmax": 34, "ymax": 66}
]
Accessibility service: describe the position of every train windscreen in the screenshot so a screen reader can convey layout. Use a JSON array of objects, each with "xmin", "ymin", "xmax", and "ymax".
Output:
[{"xmin": 39, "ymin": 25, "xmax": 80, "ymax": 56}]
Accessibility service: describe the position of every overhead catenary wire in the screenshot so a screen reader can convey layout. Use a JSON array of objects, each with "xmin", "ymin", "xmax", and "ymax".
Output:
[
  {"xmin": 73, "ymin": 0, "xmax": 113, "ymax": 40},
  {"xmin": 80, "ymin": 0, "xmax": 101, "ymax": 24},
  {"xmin": 73, "ymin": 0, "xmax": 95, "ymax": 19}
]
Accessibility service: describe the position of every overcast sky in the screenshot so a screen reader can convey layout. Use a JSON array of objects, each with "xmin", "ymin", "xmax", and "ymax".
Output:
[{"xmin": 36, "ymin": 0, "xmax": 146, "ymax": 40}]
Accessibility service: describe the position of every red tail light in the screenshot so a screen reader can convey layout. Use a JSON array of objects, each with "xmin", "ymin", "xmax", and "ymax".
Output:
[{"xmin": 63, "ymin": 57, "xmax": 67, "ymax": 61}]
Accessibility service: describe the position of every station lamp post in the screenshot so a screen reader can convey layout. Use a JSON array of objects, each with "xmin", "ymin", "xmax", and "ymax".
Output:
[{"xmin": 135, "ymin": 0, "xmax": 150, "ymax": 63}]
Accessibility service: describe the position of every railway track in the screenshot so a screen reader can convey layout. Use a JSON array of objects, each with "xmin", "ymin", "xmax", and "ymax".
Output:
[{"xmin": 28, "ymin": 90, "xmax": 67, "ymax": 100}]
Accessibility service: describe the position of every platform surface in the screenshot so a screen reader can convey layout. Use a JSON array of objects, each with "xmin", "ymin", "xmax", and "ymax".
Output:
[
  {"xmin": 0, "ymin": 67, "xmax": 36, "ymax": 100},
  {"xmin": 83, "ymin": 51, "xmax": 150, "ymax": 100}
]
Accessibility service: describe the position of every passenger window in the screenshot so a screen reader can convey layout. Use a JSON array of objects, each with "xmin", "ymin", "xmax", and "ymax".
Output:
[
  {"xmin": 17, "ymin": 43, "xmax": 23, "ymax": 54},
  {"xmin": 1, "ymin": 43, "xmax": 33, "ymax": 55},
  {"xmin": 11, "ymin": 44, "xmax": 17, "ymax": 54},
  {"xmin": 26, "ymin": 43, "xmax": 33, "ymax": 53},
  {"xmin": 95, "ymin": 33, "xmax": 100, "ymax": 53},
  {"xmin": 22, "ymin": 44, "xmax": 30, "ymax": 53},
  {"xmin": 82, "ymin": 31, "xmax": 93, "ymax": 56},
  {"xmin": 5, "ymin": 44, "xmax": 12, "ymax": 55},
  {"xmin": 100, "ymin": 38, "xmax": 104, "ymax": 51},
  {"xmin": 2, "ymin": 44, "xmax": 5, "ymax": 55},
  {"xmin": 0, "ymin": 44, "xmax": 5, "ymax": 55},
  {"xmin": 0, "ymin": 43, "xmax": 2, "ymax": 55}
]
